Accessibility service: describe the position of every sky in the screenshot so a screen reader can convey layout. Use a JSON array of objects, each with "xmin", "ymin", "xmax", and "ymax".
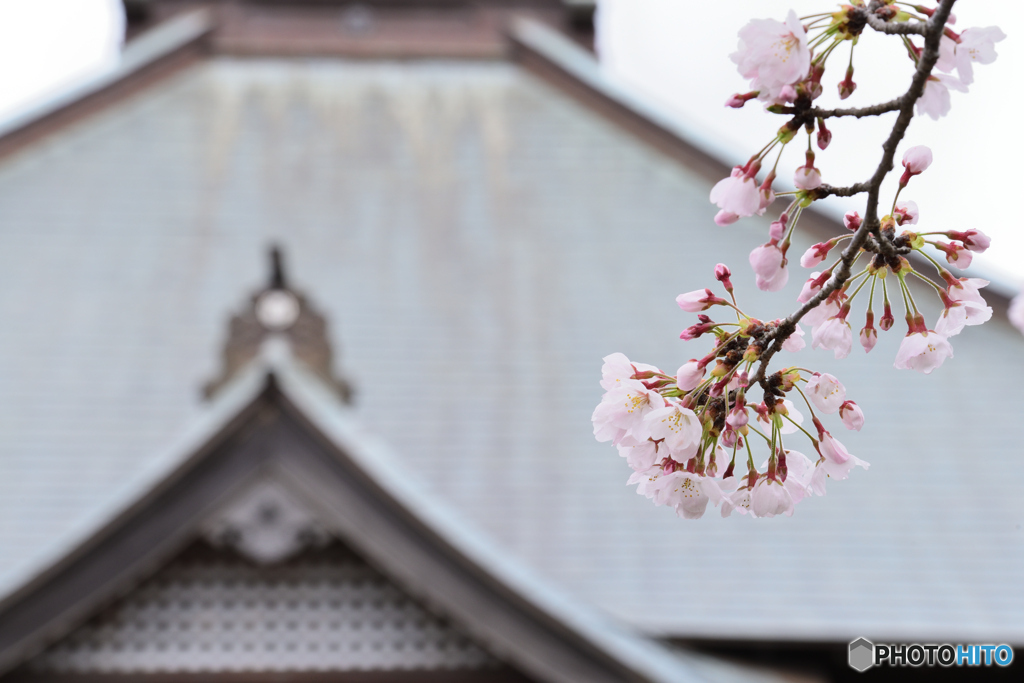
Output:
[
  {"xmin": 0, "ymin": 0, "xmax": 1018, "ymax": 285},
  {"xmin": 0, "ymin": 0, "xmax": 123, "ymax": 121}
]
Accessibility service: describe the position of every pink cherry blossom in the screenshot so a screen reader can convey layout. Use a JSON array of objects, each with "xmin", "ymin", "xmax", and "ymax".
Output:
[
  {"xmin": 839, "ymin": 401, "xmax": 864, "ymax": 431},
  {"xmin": 617, "ymin": 440, "xmax": 659, "ymax": 472},
  {"xmin": 781, "ymin": 450, "xmax": 815, "ymax": 505},
  {"xmin": 805, "ymin": 372, "xmax": 846, "ymax": 414},
  {"xmin": 649, "ymin": 471, "xmax": 725, "ymax": 519},
  {"xmin": 1009, "ymin": 293, "xmax": 1024, "ymax": 336},
  {"xmin": 935, "ymin": 34, "xmax": 957, "ymax": 73},
  {"xmin": 725, "ymin": 91, "xmax": 758, "ymax": 108},
  {"xmin": 782, "ymin": 323, "xmax": 805, "ymax": 352},
  {"xmin": 860, "ymin": 325, "xmax": 878, "ymax": 353},
  {"xmin": 948, "ymin": 278, "xmax": 989, "ymax": 306},
  {"xmin": 953, "ymin": 27, "xmax": 1006, "ymax": 85},
  {"xmin": 794, "ymin": 165, "xmax": 822, "ymax": 190},
  {"xmin": 916, "ymin": 74, "xmax": 968, "ymax": 120},
  {"xmin": 843, "ymin": 211, "xmax": 861, "ymax": 231},
  {"xmin": 800, "ymin": 242, "xmax": 832, "ymax": 268},
  {"xmin": 809, "ymin": 448, "xmax": 869, "ymax": 496},
  {"xmin": 715, "ymin": 210, "xmax": 740, "ymax": 226},
  {"xmin": 644, "ymin": 403, "xmax": 703, "ymax": 461},
  {"xmin": 676, "ymin": 288, "xmax": 724, "ymax": 312},
  {"xmin": 676, "ymin": 361, "xmax": 705, "ymax": 391},
  {"xmin": 802, "ymin": 299, "xmax": 840, "ymax": 329},
  {"xmin": 935, "ymin": 298, "xmax": 992, "ymax": 337},
  {"xmin": 720, "ymin": 486, "xmax": 753, "ymax": 518},
  {"xmin": 949, "ymin": 229, "xmax": 990, "ymax": 253},
  {"xmin": 818, "ymin": 431, "xmax": 851, "ymax": 464},
  {"xmin": 893, "ymin": 330, "xmax": 953, "ymax": 374},
  {"xmin": 756, "ymin": 399, "xmax": 803, "ymax": 435},
  {"xmin": 811, "ymin": 316, "xmax": 853, "ymax": 359},
  {"xmin": 714, "ymin": 263, "xmax": 733, "ymax": 290},
  {"xmin": 592, "ymin": 384, "xmax": 666, "ymax": 445},
  {"xmin": 730, "ymin": 11, "xmax": 811, "ymax": 104},
  {"xmin": 816, "ymin": 120, "xmax": 832, "ymax": 150},
  {"xmin": 901, "ymin": 146, "xmax": 933, "ymax": 175},
  {"xmin": 750, "ymin": 478, "xmax": 793, "ymax": 518},
  {"xmin": 798, "ymin": 272, "xmax": 825, "ymax": 303},
  {"xmin": 940, "ymin": 242, "xmax": 972, "ymax": 269},
  {"xmin": 894, "ymin": 200, "xmax": 919, "ymax": 225},
  {"xmin": 599, "ymin": 352, "xmax": 653, "ymax": 392},
  {"xmin": 749, "ymin": 243, "xmax": 788, "ymax": 292},
  {"xmin": 711, "ymin": 167, "xmax": 761, "ymax": 222},
  {"xmin": 725, "ymin": 405, "xmax": 749, "ymax": 430}
]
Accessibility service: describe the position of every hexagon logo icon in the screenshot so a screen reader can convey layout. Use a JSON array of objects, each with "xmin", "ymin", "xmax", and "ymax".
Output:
[{"xmin": 849, "ymin": 638, "xmax": 875, "ymax": 672}]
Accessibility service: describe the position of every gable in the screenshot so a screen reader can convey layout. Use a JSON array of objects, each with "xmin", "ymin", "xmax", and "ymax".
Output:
[{"xmin": 25, "ymin": 538, "xmax": 507, "ymax": 677}]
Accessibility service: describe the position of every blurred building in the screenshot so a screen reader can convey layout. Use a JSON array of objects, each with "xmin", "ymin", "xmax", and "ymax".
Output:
[{"xmin": 0, "ymin": 1, "xmax": 1020, "ymax": 682}]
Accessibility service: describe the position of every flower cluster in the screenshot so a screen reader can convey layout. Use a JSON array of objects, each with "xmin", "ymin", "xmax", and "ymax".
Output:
[
  {"xmin": 793, "ymin": 145, "xmax": 992, "ymax": 375},
  {"xmin": 592, "ymin": 266, "xmax": 868, "ymax": 519},
  {"xmin": 717, "ymin": 1, "xmax": 1004, "ymax": 234},
  {"xmin": 595, "ymin": 1, "xmax": 1006, "ymax": 520}
]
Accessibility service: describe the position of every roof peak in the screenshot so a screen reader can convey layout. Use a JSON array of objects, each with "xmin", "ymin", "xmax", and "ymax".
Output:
[{"xmin": 203, "ymin": 246, "xmax": 354, "ymax": 402}]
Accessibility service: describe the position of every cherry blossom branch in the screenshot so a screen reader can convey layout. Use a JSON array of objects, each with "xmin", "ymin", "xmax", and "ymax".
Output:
[
  {"xmin": 865, "ymin": 0, "xmax": 928, "ymax": 35},
  {"xmin": 812, "ymin": 182, "xmax": 870, "ymax": 198},
  {"xmin": 751, "ymin": 0, "xmax": 957, "ymax": 391},
  {"xmin": 594, "ymin": 0, "xmax": 1000, "ymax": 521},
  {"xmin": 807, "ymin": 97, "xmax": 903, "ymax": 119}
]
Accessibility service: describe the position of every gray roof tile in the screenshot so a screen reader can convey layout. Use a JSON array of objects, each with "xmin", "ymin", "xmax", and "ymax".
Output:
[{"xmin": 0, "ymin": 57, "xmax": 1021, "ymax": 644}]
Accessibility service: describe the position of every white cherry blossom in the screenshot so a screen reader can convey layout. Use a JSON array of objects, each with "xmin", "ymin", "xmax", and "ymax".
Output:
[
  {"xmin": 953, "ymin": 27, "xmax": 1006, "ymax": 85},
  {"xmin": 749, "ymin": 243, "xmax": 788, "ymax": 292},
  {"xmin": 750, "ymin": 478, "xmax": 793, "ymax": 518},
  {"xmin": 893, "ymin": 331, "xmax": 953, "ymax": 374},
  {"xmin": 804, "ymin": 373, "xmax": 846, "ymax": 414},
  {"xmin": 731, "ymin": 11, "xmax": 811, "ymax": 104},
  {"xmin": 644, "ymin": 403, "xmax": 703, "ymax": 461},
  {"xmin": 811, "ymin": 316, "xmax": 853, "ymax": 359}
]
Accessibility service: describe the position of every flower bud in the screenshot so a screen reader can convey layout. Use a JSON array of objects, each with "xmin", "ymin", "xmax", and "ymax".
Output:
[
  {"xmin": 948, "ymin": 229, "xmax": 991, "ymax": 253},
  {"xmin": 838, "ymin": 68, "xmax": 857, "ymax": 100},
  {"xmin": 880, "ymin": 303, "xmax": 895, "ymax": 331},
  {"xmin": 800, "ymin": 241, "xmax": 833, "ymax": 268},
  {"xmin": 843, "ymin": 210, "xmax": 861, "ymax": 231},
  {"xmin": 676, "ymin": 288, "xmax": 725, "ymax": 312},
  {"xmin": 794, "ymin": 165, "xmax": 822, "ymax": 190},
  {"xmin": 839, "ymin": 401, "xmax": 865, "ymax": 431},
  {"xmin": 859, "ymin": 326, "xmax": 877, "ymax": 353},
  {"xmin": 816, "ymin": 118, "xmax": 831, "ymax": 150},
  {"xmin": 769, "ymin": 214, "xmax": 787, "ymax": 242},
  {"xmin": 676, "ymin": 360, "xmax": 705, "ymax": 391},
  {"xmin": 726, "ymin": 406, "xmax": 749, "ymax": 430},
  {"xmin": 938, "ymin": 241, "xmax": 972, "ymax": 269},
  {"xmin": 894, "ymin": 200, "xmax": 919, "ymax": 225},
  {"xmin": 715, "ymin": 263, "xmax": 734, "ymax": 292},
  {"xmin": 725, "ymin": 91, "xmax": 758, "ymax": 108},
  {"xmin": 900, "ymin": 145, "xmax": 933, "ymax": 186}
]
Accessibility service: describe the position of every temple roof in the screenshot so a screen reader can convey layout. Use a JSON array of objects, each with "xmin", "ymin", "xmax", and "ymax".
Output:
[{"xmin": 0, "ymin": 5, "xmax": 1021, "ymax": 664}]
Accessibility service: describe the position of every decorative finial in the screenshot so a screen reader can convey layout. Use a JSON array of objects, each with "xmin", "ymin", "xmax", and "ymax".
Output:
[{"xmin": 203, "ymin": 246, "xmax": 354, "ymax": 402}]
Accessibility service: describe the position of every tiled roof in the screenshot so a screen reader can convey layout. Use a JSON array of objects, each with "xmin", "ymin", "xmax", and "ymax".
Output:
[{"xmin": 0, "ymin": 55, "xmax": 1021, "ymax": 646}]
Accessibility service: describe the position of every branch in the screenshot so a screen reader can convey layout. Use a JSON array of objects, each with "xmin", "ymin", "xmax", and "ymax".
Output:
[
  {"xmin": 751, "ymin": 0, "xmax": 957, "ymax": 391},
  {"xmin": 809, "ymin": 97, "xmax": 903, "ymax": 119},
  {"xmin": 813, "ymin": 182, "xmax": 870, "ymax": 199},
  {"xmin": 865, "ymin": 1, "xmax": 928, "ymax": 35}
]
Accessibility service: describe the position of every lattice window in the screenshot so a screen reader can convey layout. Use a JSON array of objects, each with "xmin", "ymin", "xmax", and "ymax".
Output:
[{"xmin": 30, "ymin": 542, "xmax": 499, "ymax": 674}]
